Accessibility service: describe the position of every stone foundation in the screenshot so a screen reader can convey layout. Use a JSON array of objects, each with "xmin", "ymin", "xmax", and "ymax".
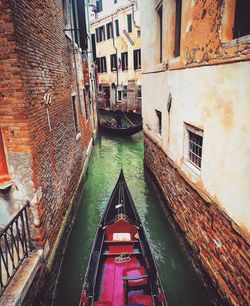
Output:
[{"xmin": 144, "ymin": 133, "xmax": 250, "ymax": 306}]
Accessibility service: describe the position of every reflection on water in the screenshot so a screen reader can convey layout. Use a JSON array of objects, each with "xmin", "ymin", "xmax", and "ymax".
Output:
[{"xmin": 55, "ymin": 132, "xmax": 212, "ymax": 306}]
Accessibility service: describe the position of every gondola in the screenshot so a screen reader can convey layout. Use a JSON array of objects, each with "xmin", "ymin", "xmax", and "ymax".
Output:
[
  {"xmin": 98, "ymin": 108, "xmax": 142, "ymax": 136},
  {"xmin": 99, "ymin": 123, "xmax": 142, "ymax": 136},
  {"xmin": 79, "ymin": 170, "xmax": 167, "ymax": 306}
]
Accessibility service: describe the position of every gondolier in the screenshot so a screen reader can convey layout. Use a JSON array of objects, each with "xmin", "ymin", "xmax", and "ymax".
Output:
[{"xmin": 114, "ymin": 105, "xmax": 124, "ymax": 128}]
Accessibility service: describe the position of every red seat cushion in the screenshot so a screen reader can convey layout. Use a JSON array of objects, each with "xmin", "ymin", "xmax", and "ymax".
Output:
[
  {"xmin": 94, "ymin": 302, "xmax": 112, "ymax": 306},
  {"xmin": 123, "ymin": 266, "xmax": 148, "ymax": 287},
  {"xmin": 130, "ymin": 294, "xmax": 153, "ymax": 306}
]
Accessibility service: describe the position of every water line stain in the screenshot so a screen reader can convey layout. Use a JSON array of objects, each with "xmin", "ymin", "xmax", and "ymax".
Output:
[{"xmin": 55, "ymin": 132, "xmax": 211, "ymax": 306}]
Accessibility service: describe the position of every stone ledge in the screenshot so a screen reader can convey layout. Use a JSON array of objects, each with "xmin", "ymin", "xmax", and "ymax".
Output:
[{"xmin": 0, "ymin": 249, "xmax": 43, "ymax": 306}]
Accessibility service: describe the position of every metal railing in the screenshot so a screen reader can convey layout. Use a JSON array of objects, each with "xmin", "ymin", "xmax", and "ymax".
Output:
[{"xmin": 0, "ymin": 201, "xmax": 33, "ymax": 296}]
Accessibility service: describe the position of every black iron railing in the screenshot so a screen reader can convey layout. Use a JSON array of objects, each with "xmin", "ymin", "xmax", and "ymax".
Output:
[{"xmin": 0, "ymin": 201, "xmax": 33, "ymax": 296}]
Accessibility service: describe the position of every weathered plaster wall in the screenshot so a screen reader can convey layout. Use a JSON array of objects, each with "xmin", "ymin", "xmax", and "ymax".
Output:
[
  {"xmin": 141, "ymin": 0, "xmax": 250, "ymax": 72},
  {"xmin": 142, "ymin": 62, "xmax": 250, "ymax": 230},
  {"xmin": 141, "ymin": 0, "xmax": 250, "ymax": 304}
]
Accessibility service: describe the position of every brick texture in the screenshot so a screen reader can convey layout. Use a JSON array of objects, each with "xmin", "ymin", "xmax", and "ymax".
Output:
[
  {"xmin": 144, "ymin": 134, "xmax": 250, "ymax": 306},
  {"xmin": 0, "ymin": 0, "xmax": 93, "ymax": 303}
]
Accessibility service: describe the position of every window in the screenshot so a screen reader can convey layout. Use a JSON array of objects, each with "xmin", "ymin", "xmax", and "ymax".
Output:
[
  {"xmin": 121, "ymin": 52, "xmax": 128, "ymax": 70},
  {"xmin": 0, "ymin": 129, "xmax": 10, "ymax": 186},
  {"xmin": 136, "ymin": 85, "xmax": 141, "ymax": 98},
  {"xmin": 106, "ymin": 22, "xmax": 113, "ymax": 39},
  {"xmin": 117, "ymin": 90, "xmax": 122, "ymax": 101},
  {"xmin": 83, "ymin": 88, "xmax": 89, "ymax": 120},
  {"xmin": 96, "ymin": 56, "xmax": 107, "ymax": 73},
  {"xmin": 174, "ymin": 0, "xmax": 182, "ymax": 57},
  {"xmin": 72, "ymin": 95, "xmax": 79, "ymax": 133},
  {"xmin": 95, "ymin": 26, "xmax": 105, "ymax": 43},
  {"xmin": 155, "ymin": 110, "xmax": 162, "ymax": 135},
  {"xmin": 72, "ymin": 0, "xmax": 80, "ymax": 46},
  {"xmin": 96, "ymin": 0, "xmax": 103, "ymax": 13},
  {"xmin": 233, "ymin": 0, "xmax": 250, "ymax": 39},
  {"xmin": 91, "ymin": 33, "xmax": 97, "ymax": 61},
  {"xmin": 115, "ymin": 19, "xmax": 119, "ymax": 36},
  {"xmin": 157, "ymin": 4, "xmax": 163, "ymax": 62},
  {"xmin": 127, "ymin": 14, "xmax": 132, "ymax": 33},
  {"xmin": 99, "ymin": 26, "xmax": 105, "ymax": 41},
  {"xmin": 184, "ymin": 124, "xmax": 203, "ymax": 170},
  {"xmin": 123, "ymin": 86, "xmax": 128, "ymax": 98},
  {"xmin": 95, "ymin": 28, "xmax": 99, "ymax": 43},
  {"xmin": 133, "ymin": 49, "xmax": 141, "ymax": 70},
  {"xmin": 110, "ymin": 54, "xmax": 117, "ymax": 71}
]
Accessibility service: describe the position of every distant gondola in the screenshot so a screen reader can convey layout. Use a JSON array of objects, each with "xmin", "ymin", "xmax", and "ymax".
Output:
[
  {"xmin": 98, "ymin": 108, "xmax": 142, "ymax": 136},
  {"xmin": 99, "ymin": 123, "xmax": 142, "ymax": 136},
  {"xmin": 79, "ymin": 170, "xmax": 167, "ymax": 306}
]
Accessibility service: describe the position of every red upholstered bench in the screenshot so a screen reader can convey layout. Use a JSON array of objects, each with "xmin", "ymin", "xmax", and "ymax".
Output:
[
  {"xmin": 94, "ymin": 302, "xmax": 112, "ymax": 306},
  {"xmin": 122, "ymin": 267, "xmax": 148, "ymax": 303},
  {"xmin": 129, "ymin": 294, "xmax": 153, "ymax": 306}
]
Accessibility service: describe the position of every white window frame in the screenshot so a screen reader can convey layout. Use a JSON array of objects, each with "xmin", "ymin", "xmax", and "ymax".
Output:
[{"xmin": 184, "ymin": 123, "xmax": 203, "ymax": 176}]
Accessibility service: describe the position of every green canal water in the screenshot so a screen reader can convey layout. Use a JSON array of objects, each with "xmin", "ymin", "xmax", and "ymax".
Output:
[{"xmin": 55, "ymin": 132, "xmax": 212, "ymax": 306}]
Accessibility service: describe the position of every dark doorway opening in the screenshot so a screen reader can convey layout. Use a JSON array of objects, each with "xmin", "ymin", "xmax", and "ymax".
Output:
[{"xmin": 103, "ymin": 86, "xmax": 110, "ymax": 108}]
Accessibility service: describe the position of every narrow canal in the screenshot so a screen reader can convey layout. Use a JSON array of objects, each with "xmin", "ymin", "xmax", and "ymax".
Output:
[{"xmin": 55, "ymin": 132, "xmax": 212, "ymax": 306}]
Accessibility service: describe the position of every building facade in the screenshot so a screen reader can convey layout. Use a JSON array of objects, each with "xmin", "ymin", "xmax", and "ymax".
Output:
[
  {"xmin": 0, "ymin": 0, "xmax": 96, "ymax": 303},
  {"xmin": 90, "ymin": 0, "xmax": 141, "ymax": 112},
  {"xmin": 141, "ymin": 0, "xmax": 250, "ymax": 305}
]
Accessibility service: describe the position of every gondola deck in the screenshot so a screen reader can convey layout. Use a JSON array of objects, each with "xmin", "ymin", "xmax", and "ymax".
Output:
[{"xmin": 79, "ymin": 170, "xmax": 167, "ymax": 306}]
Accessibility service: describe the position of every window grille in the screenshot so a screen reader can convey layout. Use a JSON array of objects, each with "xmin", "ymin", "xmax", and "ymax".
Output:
[{"xmin": 187, "ymin": 129, "xmax": 203, "ymax": 169}]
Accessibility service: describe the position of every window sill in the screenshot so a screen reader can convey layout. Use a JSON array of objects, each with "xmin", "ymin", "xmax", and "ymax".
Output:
[
  {"xmin": 222, "ymin": 34, "xmax": 250, "ymax": 48},
  {"xmin": 183, "ymin": 160, "xmax": 201, "ymax": 180}
]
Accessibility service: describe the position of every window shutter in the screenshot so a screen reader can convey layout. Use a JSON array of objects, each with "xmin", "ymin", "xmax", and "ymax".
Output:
[{"xmin": 77, "ymin": 0, "xmax": 88, "ymax": 50}]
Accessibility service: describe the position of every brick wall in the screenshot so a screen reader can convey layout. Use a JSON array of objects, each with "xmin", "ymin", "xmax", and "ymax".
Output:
[
  {"xmin": 1, "ymin": 0, "xmax": 92, "ymax": 248},
  {"xmin": 144, "ymin": 134, "xmax": 250, "ymax": 306},
  {"xmin": 0, "ymin": 0, "xmax": 93, "ymax": 302}
]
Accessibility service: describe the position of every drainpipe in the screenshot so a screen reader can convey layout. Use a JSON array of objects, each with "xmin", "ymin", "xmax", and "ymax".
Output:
[{"xmin": 112, "ymin": 16, "xmax": 119, "ymax": 108}]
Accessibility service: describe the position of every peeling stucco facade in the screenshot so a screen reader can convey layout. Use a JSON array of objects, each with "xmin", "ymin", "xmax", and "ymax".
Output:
[
  {"xmin": 90, "ymin": 0, "xmax": 141, "ymax": 111},
  {"xmin": 141, "ymin": 0, "xmax": 250, "ymax": 305}
]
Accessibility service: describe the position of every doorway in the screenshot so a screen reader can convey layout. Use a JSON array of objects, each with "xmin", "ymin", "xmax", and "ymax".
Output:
[{"xmin": 103, "ymin": 86, "xmax": 110, "ymax": 108}]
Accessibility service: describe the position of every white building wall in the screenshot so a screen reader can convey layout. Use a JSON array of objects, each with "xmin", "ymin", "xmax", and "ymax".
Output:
[{"xmin": 142, "ymin": 61, "xmax": 250, "ymax": 230}]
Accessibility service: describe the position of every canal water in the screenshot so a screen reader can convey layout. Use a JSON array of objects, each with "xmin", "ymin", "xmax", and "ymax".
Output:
[{"xmin": 55, "ymin": 132, "xmax": 212, "ymax": 306}]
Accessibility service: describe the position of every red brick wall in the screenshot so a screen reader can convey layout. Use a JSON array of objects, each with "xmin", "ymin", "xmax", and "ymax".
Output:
[
  {"xmin": 144, "ymin": 134, "xmax": 250, "ymax": 306},
  {"xmin": 1, "ymin": 0, "xmax": 92, "ymax": 250},
  {"xmin": 0, "ymin": 0, "xmax": 31, "ymax": 153}
]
